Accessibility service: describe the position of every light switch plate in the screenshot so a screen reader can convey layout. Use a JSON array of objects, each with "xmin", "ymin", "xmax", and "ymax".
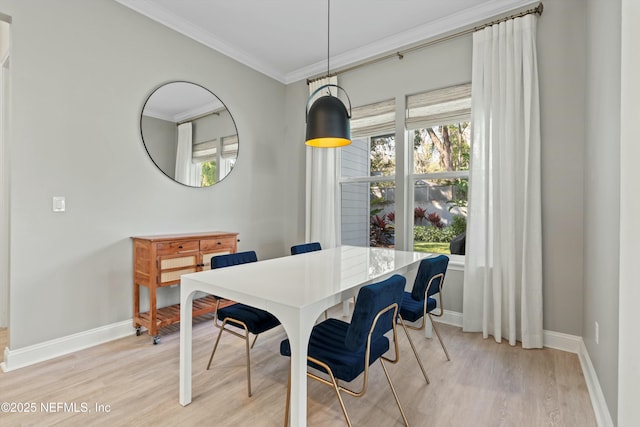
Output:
[{"xmin": 52, "ymin": 196, "xmax": 65, "ymax": 212}]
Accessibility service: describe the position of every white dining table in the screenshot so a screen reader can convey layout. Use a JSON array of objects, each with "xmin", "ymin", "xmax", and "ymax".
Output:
[{"xmin": 179, "ymin": 245, "xmax": 432, "ymax": 426}]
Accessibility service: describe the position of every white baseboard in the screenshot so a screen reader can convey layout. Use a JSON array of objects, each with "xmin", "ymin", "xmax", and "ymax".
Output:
[
  {"xmin": 0, "ymin": 319, "xmax": 134, "ymax": 372},
  {"xmin": 437, "ymin": 309, "xmax": 464, "ymax": 327},
  {"xmin": 577, "ymin": 339, "xmax": 615, "ymax": 427},
  {"xmin": 542, "ymin": 329, "xmax": 583, "ymax": 353}
]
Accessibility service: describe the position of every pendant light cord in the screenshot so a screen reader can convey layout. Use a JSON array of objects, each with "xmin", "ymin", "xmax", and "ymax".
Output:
[{"xmin": 327, "ymin": 0, "xmax": 330, "ymax": 78}]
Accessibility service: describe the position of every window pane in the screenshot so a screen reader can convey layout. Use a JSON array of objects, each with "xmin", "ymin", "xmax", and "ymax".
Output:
[
  {"xmin": 413, "ymin": 178, "xmax": 467, "ymax": 254},
  {"xmin": 200, "ymin": 161, "xmax": 217, "ymax": 186},
  {"xmin": 341, "ymin": 181, "xmax": 396, "ymax": 248},
  {"xmin": 341, "ymin": 137, "xmax": 369, "ymax": 178},
  {"xmin": 340, "ymin": 134, "xmax": 396, "ymax": 178},
  {"xmin": 412, "ymin": 122, "xmax": 470, "ymax": 174},
  {"xmin": 370, "ymin": 134, "xmax": 395, "ymax": 177}
]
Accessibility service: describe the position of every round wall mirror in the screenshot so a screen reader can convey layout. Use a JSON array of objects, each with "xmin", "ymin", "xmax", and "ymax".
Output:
[{"xmin": 140, "ymin": 81, "xmax": 238, "ymax": 187}]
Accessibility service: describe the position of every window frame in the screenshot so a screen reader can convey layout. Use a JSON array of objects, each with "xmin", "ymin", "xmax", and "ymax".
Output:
[
  {"xmin": 336, "ymin": 84, "xmax": 470, "ymax": 267},
  {"xmin": 338, "ymin": 134, "xmax": 397, "ymax": 248},
  {"xmin": 407, "ymin": 120, "xmax": 471, "ymax": 263}
]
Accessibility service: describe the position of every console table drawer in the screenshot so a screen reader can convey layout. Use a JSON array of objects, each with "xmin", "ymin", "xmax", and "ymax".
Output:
[
  {"xmin": 200, "ymin": 237, "xmax": 236, "ymax": 251},
  {"xmin": 156, "ymin": 240, "xmax": 199, "ymax": 255}
]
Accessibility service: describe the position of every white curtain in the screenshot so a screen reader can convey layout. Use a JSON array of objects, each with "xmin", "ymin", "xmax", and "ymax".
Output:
[
  {"xmin": 175, "ymin": 122, "xmax": 200, "ymax": 186},
  {"xmin": 305, "ymin": 76, "xmax": 339, "ymax": 248},
  {"xmin": 462, "ymin": 14, "xmax": 543, "ymax": 349}
]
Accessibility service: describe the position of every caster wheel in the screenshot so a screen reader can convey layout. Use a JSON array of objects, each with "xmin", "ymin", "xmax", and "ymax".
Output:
[
  {"xmin": 153, "ymin": 336, "xmax": 160, "ymax": 345},
  {"xmin": 135, "ymin": 327, "xmax": 142, "ymax": 336}
]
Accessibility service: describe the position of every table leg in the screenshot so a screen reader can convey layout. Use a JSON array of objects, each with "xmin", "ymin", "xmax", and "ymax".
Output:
[
  {"xmin": 424, "ymin": 318, "xmax": 433, "ymax": 339},
  {"xmin": 342, "ymin": 300, "xmax": 350, "ymax": 317},
  {"xmin": 289, "ymin": 336, "xmax": 307, "ymax": 426},
  {"xmin": 279, "ymin": 309, "xmax": 317, "ymax": 427},
  {"xmin": 179, "ymin": 286, "xmax": 195, "ymax": 406}
]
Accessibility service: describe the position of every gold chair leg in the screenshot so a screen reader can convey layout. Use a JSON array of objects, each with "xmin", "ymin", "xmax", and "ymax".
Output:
[
  {"xmin": 206, "ymin": 322, "xmax": 226, "ymax": 370},
  {"xmin": 250, "ymin": 334, "xmax": 259, "ymax": 349},
  {"xmin": 429, "ymin": 314, "xmax": 451, "ymax": 361},
  {"xmin": 398, "ymin": 316, "xmax": 429, "ymax": 384},
  {"xmin": 380, "ymin": 359, "xmax": 409, "ymax": 427},
  {"xmin": 244, "ymin": 328, "xmax": 252, "ymax": 397},
  {"xmin": 327, "ymin": 369, "xmax": 352, "ymax": 427}
]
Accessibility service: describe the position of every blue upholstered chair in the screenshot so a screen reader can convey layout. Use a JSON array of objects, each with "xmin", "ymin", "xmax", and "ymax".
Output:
[
  {"xmin": 280, "ymin": 274, "xmax": 409, "ymax": 426},
  {"xmin": 206, "ymin": 251, "xmax": 281, "ymax": 397},
  {"xmin": 290, "ymin": 241, "xmax": 322, "ymax": 255},
  {"xmin": 399, "ymin": 255, "xmax": 451, "ymax": 383}
]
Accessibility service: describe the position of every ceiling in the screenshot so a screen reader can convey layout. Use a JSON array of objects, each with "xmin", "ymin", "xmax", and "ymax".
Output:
[{"xmin": 115, "ymin": 0, "xmax": 538, "ymax": 84}]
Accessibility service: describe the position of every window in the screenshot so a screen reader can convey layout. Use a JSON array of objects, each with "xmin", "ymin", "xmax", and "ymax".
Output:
[
  {"xmin": 338, "ymin": 84, "xmax": 470, "ymax": 256},
  {"xmin": 407, "ymin": 83, "xmax": 470, "ymax": 255},
  {"xmin": 339, "ymin": 99, "xmax": 396, "ymax": 248},
  {"xmin": 410, "ymin": 123, "xmax": 470, "ymax": 254},
  {"xmin": 192, "ymin": 134, "xmax": 238, "ymax": 186}
]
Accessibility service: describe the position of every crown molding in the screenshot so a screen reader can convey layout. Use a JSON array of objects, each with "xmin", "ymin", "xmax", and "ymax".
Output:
[
  {"xmin": 284, "ymin": 0, "xmax": 539, "ymax": 83},
  {"xmin": 114, "ymin": 0, "xmax": 287, "ymax": 82},
  {"xmin": 115, "ymin": 0, "xmax": 539, "ymax": 85},
  {"xmin": 143, "ymin": 99, "xmax": 222, "ymax": 123}
]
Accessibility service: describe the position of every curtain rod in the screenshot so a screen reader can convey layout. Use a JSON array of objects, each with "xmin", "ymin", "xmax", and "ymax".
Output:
[
  {"xmin": 307, "ymin": 2, "xmax": 543, "ymax": 85},
  {"xmin": 176, "ymin": 109, "xmax": 221, "ymax": 126}
]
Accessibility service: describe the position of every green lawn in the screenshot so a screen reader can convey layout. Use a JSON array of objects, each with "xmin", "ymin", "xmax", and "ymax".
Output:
[{"xmin": 413, "ymin": 241, "xmax": 451, "ymax": 254}]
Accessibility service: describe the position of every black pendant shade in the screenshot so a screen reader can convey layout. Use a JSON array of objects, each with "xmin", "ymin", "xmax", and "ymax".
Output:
[{"xmin": 305, "ymin": 84, "xmax": 352, "ymax": 148}]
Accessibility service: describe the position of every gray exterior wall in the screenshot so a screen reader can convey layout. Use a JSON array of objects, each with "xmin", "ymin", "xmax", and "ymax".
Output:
[{"xmin": 341, "ymin": 137, "xmax": 370, "ymax": 247}]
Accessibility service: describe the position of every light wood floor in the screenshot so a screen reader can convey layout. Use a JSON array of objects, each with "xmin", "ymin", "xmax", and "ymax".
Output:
[{"xmin": 0, "ymin": 312, "xmax": 596, "ymax": 427}]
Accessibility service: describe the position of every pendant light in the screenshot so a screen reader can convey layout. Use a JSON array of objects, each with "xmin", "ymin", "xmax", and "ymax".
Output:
[{"xmin": 305, "ymin": 0, "xmax": 352, "ymax": 148}]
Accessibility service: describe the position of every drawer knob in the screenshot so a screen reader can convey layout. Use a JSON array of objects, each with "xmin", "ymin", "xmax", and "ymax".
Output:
[
  {"xmin": 178, "ymin": 245, "xmax": 183, "ymax": 249},
  {"xmin": 217, "ymin": 242, "xmax": 221, "ymax": 245}
]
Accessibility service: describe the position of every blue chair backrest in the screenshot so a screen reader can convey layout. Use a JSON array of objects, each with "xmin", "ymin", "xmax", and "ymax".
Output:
[
  {"xmin": 290, "ymin": 242, "xmax": 322, "ymax": 255},
  {"xmin": 345, "ymin": 274, "xmax": 406, "ymax": 352},
  {"xmin": 211, "ymin": 251, "xmax": 258, "ymax": 269},
  {"xmin": 411, "ymin": 255, "xmax": 449, "ymax": 301}
]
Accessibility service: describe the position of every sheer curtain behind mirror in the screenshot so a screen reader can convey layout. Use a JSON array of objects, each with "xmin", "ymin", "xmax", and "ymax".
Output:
[
  {"xmin": 306, "ymin": 76, "xmax": 339, "ymax": 248},
  {"xmin": 175, "ymin": 122, "xmax": 201, "ymax": 186}
]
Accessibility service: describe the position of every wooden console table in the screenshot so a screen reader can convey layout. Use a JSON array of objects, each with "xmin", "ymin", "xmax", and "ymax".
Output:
[{"xmin": 131, "ymin": 231, "xmax": 238, "ymax": 344}]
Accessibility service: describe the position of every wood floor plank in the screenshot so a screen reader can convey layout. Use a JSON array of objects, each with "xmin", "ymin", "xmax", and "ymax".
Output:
[{"xmin": 0, "ymin": 313, "xmax": 596, "ymax": 426}]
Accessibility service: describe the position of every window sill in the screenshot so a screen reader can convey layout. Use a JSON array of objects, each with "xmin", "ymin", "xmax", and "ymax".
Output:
[{"xmin": 447, "ymin": 254, "xmax": 465, "ymax": 271}]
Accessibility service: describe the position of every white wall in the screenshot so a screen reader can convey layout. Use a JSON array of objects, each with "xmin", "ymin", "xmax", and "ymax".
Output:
[
  {"xmin": 584, "ymin": 0, "xmax": 621, "ymax": 422},
  {"xmin": 536, "ymin": 0, "xmax": 587, "ymax": 336},
  {"xmin": 618, "ymin": 1, "xmax": 640, "ymax": 424},
  {"xmin": 0, "ymin": 18, "xmax": 9, "ymax": 328},
  {"xmin": 0, "ymin": 0, "xmax": 287, "ymax": 350}
]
